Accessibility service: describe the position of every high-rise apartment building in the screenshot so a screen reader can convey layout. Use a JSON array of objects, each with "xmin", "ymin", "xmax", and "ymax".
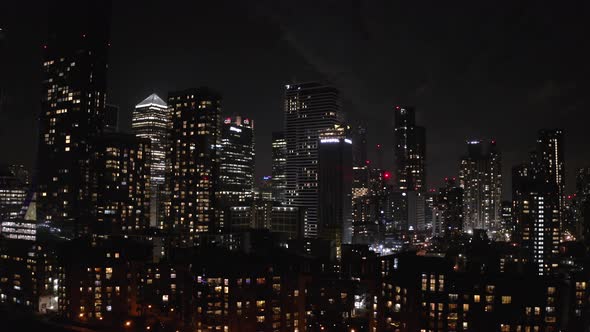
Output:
[
  {"xmin": 435, "ymin": 177, "xmax": 464, "ymax": 238},
  {"xmin": 393, "ymin": 106, "xmax": 426, "ymax": 192},
  {"xmin": 132, "ymin": 93, "xmax": 169, "ymax": 227},
  {"xmin": 459, "ymin": 139, "xmax": 502, "ymax": 232},
  {"xmin": 271, "ymin": 132, "xmax": 287, "ymax": 202},
  {"xmin": 218, "ymin": 115, "xmax": 255, "ymax": 206},
  {"xmin": 166, "ymin": 87, "xmax": 221, "ymax": 238},
  {"xmin": 36, "ymin": 0, "xmax": 111, "ymax": 236},
  {"xmin": 513, "ymin": 152, "xmax": 561, "ymax": 275},
  {"xmin": 537, "ymin": 129, "xmax": 565, "ymax": 223},
  {"xmin": 89, "ymin": 133, "xmax": 151, "ymax": 235},
  {"xmin": 284, "ymin": 82, "xmax": 341, "ymax": 238}
]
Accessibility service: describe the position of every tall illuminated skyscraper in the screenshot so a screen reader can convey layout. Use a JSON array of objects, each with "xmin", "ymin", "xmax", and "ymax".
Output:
[
  {"xmin": 271, "ymin": 132, "xmax": 287, "ymax": 202},
  {"xmin": 459, "ymin": 139, "xmax": 502, "ymax": 232},
  {"xmin": 393, "ymin": 106, "xmax": 426, "ymax": 192},
  {"xmin": 166, "ymin": 88, "xmax": 221, "ymax": 238},
  {"xmin": 352, "ymin": 125, "xmax": 367, "ymax": 167},
  {"xmin": 537, "ymin": 129, "xmax": 565, "ymax": 222},
  {"xmin": 132, "ymin": 93, "xmax": 169, "ymax": 227},
  {"xmin": 512, "ymin": 160, "xmax": 560, "ymax": 275},
  {"xmin": 36, "ymin": 0, "xmax": 111, "ymax": 236},
  {"xmin": 318, "ymin": 125, "xmax": 353, "ymax": 248},
  {"xmin": 284, "ymin": 82, "xmax": 341, "ymax": 238},
  {"xmin": 218, "ymin": 115, "xmax": 255, "ymax": 206}
]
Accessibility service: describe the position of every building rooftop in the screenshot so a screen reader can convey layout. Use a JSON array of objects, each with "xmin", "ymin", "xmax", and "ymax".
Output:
[{"xmin": 136, "ymin": 93, "xmax": 167, "ymax": 108}]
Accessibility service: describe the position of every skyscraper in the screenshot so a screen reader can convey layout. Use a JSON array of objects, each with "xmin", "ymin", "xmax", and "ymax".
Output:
[
  {"xmin": 36, "ymin": 0, "xmax": 111, "ymax": 236},
  {"xmin": 218, "ymin": 115, "xmax": 255, "ymax": 206},
  {"xmin": 89, "ymin": 133, "xmax": 151, "ymax": 235},
  {"xmin": 166, "ymin": 87, "xmax": 221, "ymax": 238},
  {"xmin": 318, "ymin": 125, "xmax": 353, "ymax": 248},
  {"xmin": 459, "ymin": 139, "xmax": 502, "ymax": 232},
  {"xmin": 271, "ymin": 132, "xmax": 287, "ymax": 202},
  {"xmin": 132, "ymin": 93, "xmax": 169, "ymax": 228},
  {"xmin": 352, "ymin": 125, "xmax": 368, "ymax": 167},
  {"xmin": 393, "ymin": 106, "xmax": 426, "ymax": 192},
  {"xmin": 284, "ymin": 82, "xmax": 341, "ymax": 238}
]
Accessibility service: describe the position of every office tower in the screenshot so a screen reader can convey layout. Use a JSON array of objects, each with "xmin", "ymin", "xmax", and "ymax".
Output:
[
  {"xmin": 104, "ymin": 104, "xmax": 119, "ymax": 133},
  {"xmin": 226, "ymin": 203, "xmax": 304, "ymax": 240},
  {"xmin": 318, "ymin": 125, "xmax": 353, "ymax": 247},
  {"xmin": 133, "ymin": 94, "xmax": 169, "ymax": 185},
  {"xmin": 0, "ymin": 164, "xmax": 34, "ymax": 241},
  {"xmin": 218, "ymin": 115, "xmax": 255, "ymax": 206},
  {"xmin": 393, "ymin": 106, "xmax": 426, "ymax": 192},
  {"xmin": 284, "ymin": 82, "xmax": 341, "ymax": 238},
  {"xmin": 271, "ymin": 132, "xmax": 287, "ymax": 202},
  {"xmin": 0, "ymin": 193, "xmax": 37, "ymax": 241},
  {"xmin": 270, "ymin": 206, "xmax": 305, "ymax": 240},
  {"xmin": 459, "ymin": 139, "xmax": 502, "ymax": 232},
  {"xmin": 257, "ymin": 176, "xmax": 273, "ymax": 201},
  {"xmin": 132, "ymin": 93, "xmax": 169, "ymax": 228},
  {"xmin": 36, "ymin": 0, "xmax": 111, "ymax": 235},
  {"xmin": 512, "ymin": 160, "xmax": 560, "ymax": 275},
  {"xmin": 407, "ymin": 191, "xmax": 425, "ymax": 231},
  {"xmin": 537, "ymin": 129, "xmax": 565, "ymax": 221},
  {"xmin": 435, "ymin": 177, "xmax": 464, "ymax": 238},
  {"xmin": 166, "ymin": 87, "xmax": 221, "ymax": 237},
  {"xmin": 352, "ymin": 126, "xmax": 367, "ymax": 167},
  {"xmin": 89, "ymin": 133, "xmax": 150, "ymax": 235},
  {"xmin": 0, "ymin": 165, "xmax": 27, "ymax": 223}
]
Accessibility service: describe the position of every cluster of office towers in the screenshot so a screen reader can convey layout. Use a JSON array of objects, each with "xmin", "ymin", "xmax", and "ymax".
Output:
[{"xmin": 28, "ymin": 1, "xmax": 352, "ymax": 249}]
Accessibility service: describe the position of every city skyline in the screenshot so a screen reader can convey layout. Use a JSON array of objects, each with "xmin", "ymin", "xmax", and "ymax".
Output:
[
  {"xmin": 2, "ymin": 2, "xmax": 590, "ymax": 331},
  {"xmin": 2, "ymin": 1, "xmax": 590, "ymax": 197}
]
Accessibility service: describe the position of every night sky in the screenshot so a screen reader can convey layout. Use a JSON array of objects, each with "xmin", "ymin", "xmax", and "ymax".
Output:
[{"xmin": 2, "ymin": 1, "xmax": 590, "ymax": 198}]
